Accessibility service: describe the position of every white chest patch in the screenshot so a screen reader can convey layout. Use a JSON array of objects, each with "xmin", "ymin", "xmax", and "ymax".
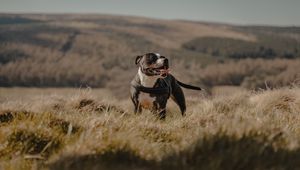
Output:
[
  {"xmin": 137, "ymin": 67, "xmax": 160, "ymax": 109},
  {"xmin": 139, "ymin": 92, "xmax": 155, "ymax": 109}
]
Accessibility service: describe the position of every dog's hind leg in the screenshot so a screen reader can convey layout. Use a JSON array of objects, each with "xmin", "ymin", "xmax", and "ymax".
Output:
[{"xmin": 171, "ymin": 84, "xmax": 186, "ymax": 116}]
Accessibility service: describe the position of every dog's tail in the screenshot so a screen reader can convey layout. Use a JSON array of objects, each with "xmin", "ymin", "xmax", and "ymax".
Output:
[{"xmin": 177, "ymin": 80, "xmax": 201, "ymax": 91}]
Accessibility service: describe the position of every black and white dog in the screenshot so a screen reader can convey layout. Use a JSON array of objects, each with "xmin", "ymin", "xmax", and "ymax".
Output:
[{"xmin": 130, "ymin": 53, "xmax": 201, "ymax": 119}]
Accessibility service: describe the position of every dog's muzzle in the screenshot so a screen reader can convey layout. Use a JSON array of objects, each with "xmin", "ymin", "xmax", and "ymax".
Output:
[{"xmin": 142, "ymin": 65, "xmax": 170, "ymax": 77}]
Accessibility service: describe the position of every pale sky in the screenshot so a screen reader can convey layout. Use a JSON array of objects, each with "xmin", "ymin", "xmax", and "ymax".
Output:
[{"xmin": 0, "ymin": 0, "xmax": 300, "ymax": 26}]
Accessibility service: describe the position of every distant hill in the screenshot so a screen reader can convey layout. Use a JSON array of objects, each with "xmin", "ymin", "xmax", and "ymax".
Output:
[{"xmin": 0, "ymin": 14, "xmax": 299, "ymax": 97}]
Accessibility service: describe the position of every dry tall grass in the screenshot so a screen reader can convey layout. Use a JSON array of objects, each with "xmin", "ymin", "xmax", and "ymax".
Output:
[
  {"xmin": 196, "ymin": 58, "xmax": 300, "ymax": 89},
  {"xmin": 0, "ymin": 87, "xmax": 300, "ymax": 170}
]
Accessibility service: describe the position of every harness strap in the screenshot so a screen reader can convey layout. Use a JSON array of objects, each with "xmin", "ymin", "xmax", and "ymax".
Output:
[{"xmin": 131, "ymin": 83, "xmax": 169, "ymax": 94}]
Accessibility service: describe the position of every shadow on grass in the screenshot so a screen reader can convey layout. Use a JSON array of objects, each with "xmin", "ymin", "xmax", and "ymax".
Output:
[{"xmin": 49, "ymin": 134, "xmax": 300, "ymax": 170}]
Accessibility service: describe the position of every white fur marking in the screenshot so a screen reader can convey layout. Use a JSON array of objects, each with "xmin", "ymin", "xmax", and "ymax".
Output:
[
  {"xmin": 157, "ymin": 58, "xmax": 164, "ymax": 65},
  {"xmin": 139, "ymin": 92, "xmax": 154, "ymax": 109},
  {"xmin": 138, "ymin": 68, "xmax": 159, "ymax": 87},
  {"xmin": 138, "ymin": 67, "xmax": 159, "ymax": 108}
]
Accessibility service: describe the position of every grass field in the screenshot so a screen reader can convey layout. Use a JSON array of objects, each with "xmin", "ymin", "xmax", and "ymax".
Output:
[
  {"xmin": 0, "ymin": 13, "xmax": 300, "ymax": 170},
  {"xmin": 0, "ymin": 87, "xmax": 300, "ymax": 170}
]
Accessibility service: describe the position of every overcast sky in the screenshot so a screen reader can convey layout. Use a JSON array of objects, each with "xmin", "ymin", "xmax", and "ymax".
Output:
[{"xmin": 0, "ymin": 0, "xmax": 299, "ymax": 26}]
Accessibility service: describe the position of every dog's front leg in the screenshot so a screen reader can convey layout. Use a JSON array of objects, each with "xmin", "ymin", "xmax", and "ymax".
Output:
[
  {"xmin": 153, "ymin": 102, "xmax": 167, "ymax": 120},
  {"xmin": 158, "ymin": 109, "xmax": 166, "ymax": 120},
  {"xmin": 135, "ymin": 103, "xmax": 142, "ymax": 114},
  {"xmin": 131, "ymin": 93, "xmax": 142, "ymax": 114}
]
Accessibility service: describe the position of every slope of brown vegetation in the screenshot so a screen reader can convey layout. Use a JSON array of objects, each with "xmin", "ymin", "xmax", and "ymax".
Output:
[
  {"xmin": 196, "ymin": 59, "xmax": 300, "ymax": 89},
  {"xmin": 1, "ymin": 14, "xmax": 299, "ymax": 98}
]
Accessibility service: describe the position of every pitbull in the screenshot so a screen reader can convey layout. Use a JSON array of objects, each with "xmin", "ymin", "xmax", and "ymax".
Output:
[{"xmin": 130, "ymin": 53, "xmax": 201, "ymax": 119}]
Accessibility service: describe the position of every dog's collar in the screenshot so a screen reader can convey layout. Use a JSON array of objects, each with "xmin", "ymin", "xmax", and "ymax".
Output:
[{"xmin": 131, "ymin": 82, "xmax": 169, "ymax": 94}]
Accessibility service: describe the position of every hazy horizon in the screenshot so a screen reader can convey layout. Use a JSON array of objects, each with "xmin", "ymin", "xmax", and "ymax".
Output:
[{"xmin": 0, "ymin": 0, "xmax": 300, "ymax": 26}]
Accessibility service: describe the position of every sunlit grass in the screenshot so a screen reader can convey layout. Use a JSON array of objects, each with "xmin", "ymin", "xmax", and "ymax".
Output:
[{"xmin": 0, "ymin": 87, "xmax": 299, "ymax": 169}]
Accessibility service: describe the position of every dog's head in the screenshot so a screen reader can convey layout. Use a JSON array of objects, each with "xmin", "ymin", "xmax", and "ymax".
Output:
[{"xmin": 135, "ymin": 53, "xmax": 169, "ymax": 77}]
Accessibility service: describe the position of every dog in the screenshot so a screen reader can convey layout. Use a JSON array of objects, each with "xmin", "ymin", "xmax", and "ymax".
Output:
[{"xmin": 130, "ymin": 53, "xmax": 201, "ymax": 119}]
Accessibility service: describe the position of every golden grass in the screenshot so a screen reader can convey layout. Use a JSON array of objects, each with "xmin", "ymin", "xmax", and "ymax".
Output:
[{"xmin": 0, "ymin": 87, "xmax": 300, "ymax": 169}]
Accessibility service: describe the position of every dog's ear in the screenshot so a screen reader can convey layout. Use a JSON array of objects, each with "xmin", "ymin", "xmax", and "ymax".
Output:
[{"xmin": 135, "ymin": 55, "xmax": 142, "ymax": 65}]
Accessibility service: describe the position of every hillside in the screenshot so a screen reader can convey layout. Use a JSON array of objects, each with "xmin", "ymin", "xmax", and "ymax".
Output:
[
  {"xmin": 0, "ymin": 87, "xmax": 300, "ymax": 169},
  {"xmin": 0, "ymin": 14, "xmax": 300, "ymax": 97}
]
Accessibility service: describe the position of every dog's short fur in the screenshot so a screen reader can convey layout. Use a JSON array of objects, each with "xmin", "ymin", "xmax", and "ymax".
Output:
[{"xmin": 130, "ymin": 53, "xmax": 201, "ymax": 119}]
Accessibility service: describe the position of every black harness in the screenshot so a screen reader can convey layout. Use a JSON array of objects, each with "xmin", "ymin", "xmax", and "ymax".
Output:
[
  {"xmin": 131, "ymin": 78, "xmax": 170, "ymax": 95},
  {"xmin": 131, "ymin": 84, "xmax": 169, "ymax": 94}
]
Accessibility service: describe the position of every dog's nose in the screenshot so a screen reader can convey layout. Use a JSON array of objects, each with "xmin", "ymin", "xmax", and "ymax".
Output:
[{"xmin": 163, "ymin": 59, "xmax": 169, "ymax": 65}]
